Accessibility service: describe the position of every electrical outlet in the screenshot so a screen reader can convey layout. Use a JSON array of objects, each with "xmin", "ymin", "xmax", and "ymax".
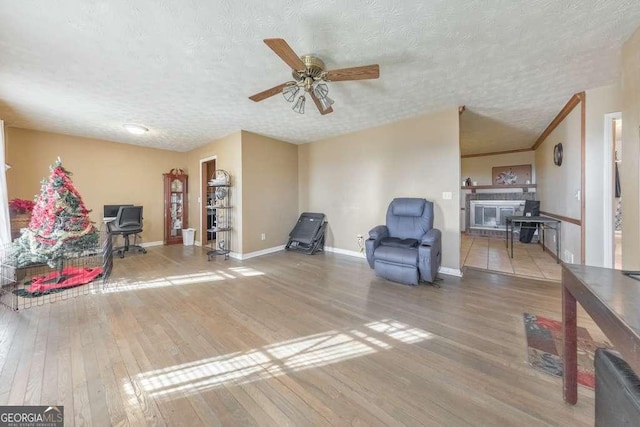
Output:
[
  {"xmin": 261, "ymin": 233, "xmax": 266, "ymax": 241},
  {"xmin": 442, "ymin": 192, "xmax": 452, "ymax": 200}
]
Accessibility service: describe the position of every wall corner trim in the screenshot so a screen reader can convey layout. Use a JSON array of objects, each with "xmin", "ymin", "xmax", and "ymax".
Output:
[
  {"xmin": 531, "ymin": 92, "xmax": 584, "ymax": 150},
  {"xmin": 461, "ymin": 148, "xmax": 533, "ymax": 158}
]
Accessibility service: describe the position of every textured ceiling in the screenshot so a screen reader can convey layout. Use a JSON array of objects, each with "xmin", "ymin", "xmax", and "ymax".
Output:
[{"xmin": 0, "ymin": 1, "xmax": 639, "ymax": 153}]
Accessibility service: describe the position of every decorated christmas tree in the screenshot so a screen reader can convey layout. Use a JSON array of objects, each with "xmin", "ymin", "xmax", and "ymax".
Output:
[{"xmin": 12, "ymin": 158, "xmax": 98, "ymax": 268}]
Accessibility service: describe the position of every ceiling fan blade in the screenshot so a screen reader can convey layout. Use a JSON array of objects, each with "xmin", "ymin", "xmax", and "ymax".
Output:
[
  {"xmin": 249, "ymin": 82, "xmax": 292, "ymax": 102},
  {"xmin": 263, "ymin": 38, "xmax": 306, "ymax": 71},
  {"xmin": 310, "ymin": 92, "xmax": 334, "ymax": 115},
  {"xmin": 325, "ymin": 64, "xmax": 380, "ymax": 82}
]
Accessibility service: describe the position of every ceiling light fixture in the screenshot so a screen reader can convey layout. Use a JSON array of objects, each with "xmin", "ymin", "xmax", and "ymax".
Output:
[
  {"xmin": 123, "ymin": 123, "xmax": 149, "ymax": 135},
  {"xmin": 313, "ymin": 83, "xmax": 329, "ymax": 100},
  {"xmin": 313, "ymin": 83, "xmax": 334, "ymax": 112},
  {"xmin": 249, "ymin": 39, "xmax": 380, "ymax": 116},
  {"xmin": 283, "ymin": 81, "xmax": 334, "ymax": 115},
  {"xmin": 282, "ymin": 85, "xmax": 299, "ymax": 102},
  {"xmin": 292, "ymin": 95, "xmax": 306, "ymax": 114},
  {"xmin": 318, "ymin": 94, "xmax": 334, "ymax": 112}
]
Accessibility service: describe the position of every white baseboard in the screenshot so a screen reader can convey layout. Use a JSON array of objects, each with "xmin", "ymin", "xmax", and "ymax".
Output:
[
  {"xmin": 140, "ymin": 241, "xmax": 163, "ymax": 248},
  {"xmin": 323, "ymin": 246, "xmax": 366, "ymax": 259},
  {"xmin": 192, "ymin": 241, "xmax": 283, "ymax": 260},
  {"xmin": 324, "ymin": 246, "xmax": 462, "ymax": 277},
  {"xmin": 227, "ymin": 245, "xmax": 285, "ymax": 260},
  {"xmin": 438, "ymin": 267, "xmax": 463, "ymax": 277},
  {"xmin": 175, "ymin": 240, "xmax": 461, "ymax": 277}
]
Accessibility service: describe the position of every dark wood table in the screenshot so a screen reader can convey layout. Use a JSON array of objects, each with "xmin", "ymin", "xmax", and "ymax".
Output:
[
  {"xmin": 562, "ymin": 264, "xmax": 640, "ymax": 404},
  {"xmin": 505, "ymin": 216, "xmax": 561, "ymax": 263}
]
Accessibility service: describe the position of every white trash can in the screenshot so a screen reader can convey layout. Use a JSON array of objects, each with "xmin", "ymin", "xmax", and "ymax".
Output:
[{"xmin": 183, "ymin": 228, "xmax": 196, "ymax": 246}]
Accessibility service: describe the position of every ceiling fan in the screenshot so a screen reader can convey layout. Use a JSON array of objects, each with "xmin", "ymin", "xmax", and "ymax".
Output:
[{"xmin": 249, "ymin": 38, "xmax": 380, "ymax": 115}]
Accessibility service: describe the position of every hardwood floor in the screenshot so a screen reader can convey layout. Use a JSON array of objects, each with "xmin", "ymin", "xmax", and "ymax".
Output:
[{"xmin": 0, "ymin": 246, "xmax": 596, "ymax": 426}]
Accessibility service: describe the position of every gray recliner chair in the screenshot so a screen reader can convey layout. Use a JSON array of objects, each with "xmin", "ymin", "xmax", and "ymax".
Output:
[{"xmin": 365, "ymin": 198, "xmax": 442, "ymax": 285}]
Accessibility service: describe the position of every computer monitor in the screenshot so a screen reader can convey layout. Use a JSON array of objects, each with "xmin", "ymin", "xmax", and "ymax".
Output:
[{"xmin": 103, "ymin": 204, "xmax": 133, "ymax": 218}]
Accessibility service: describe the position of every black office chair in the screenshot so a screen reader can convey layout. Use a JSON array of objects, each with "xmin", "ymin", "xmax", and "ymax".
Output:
[
  {"xmin": 107, "ymin": 206, "xmax": 147, "ymax": 258},
  {"xmin": 519, "ymin": 200, "xmax": 541, "ymax": 243}
]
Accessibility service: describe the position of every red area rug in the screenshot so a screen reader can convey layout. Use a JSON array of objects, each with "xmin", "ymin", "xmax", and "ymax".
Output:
[{"xmin": 523, "ymin": 313, "xmax": 613, "ymax": 389}]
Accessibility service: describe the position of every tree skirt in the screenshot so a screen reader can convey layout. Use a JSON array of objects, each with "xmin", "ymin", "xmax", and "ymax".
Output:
[
  {"xmin": 523, "ymin": 313, "xmax": 613, "ymax": 389},
  {"xmin": 12, "ymin": 266, "xmax": 103, "ymax": 297}
]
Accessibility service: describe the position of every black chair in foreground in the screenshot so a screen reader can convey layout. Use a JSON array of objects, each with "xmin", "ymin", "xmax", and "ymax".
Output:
[
  {"xmin": 107, "ymin": 206, "xmax": 147, "ymax": 258},
  {"xmin": 595, "ymin": 348, "xmax": 640, "ymax": 426}
]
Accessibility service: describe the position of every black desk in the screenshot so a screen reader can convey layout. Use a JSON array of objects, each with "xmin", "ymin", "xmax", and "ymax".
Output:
[{"xmin": 505, "ymin": 216, "xmax": 561, "ymax": 263}]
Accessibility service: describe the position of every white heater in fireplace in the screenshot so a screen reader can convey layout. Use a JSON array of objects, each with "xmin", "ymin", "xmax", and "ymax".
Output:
[{"xmin": 469, "ymin": 200, "xmax": 526, "ymax": 230}]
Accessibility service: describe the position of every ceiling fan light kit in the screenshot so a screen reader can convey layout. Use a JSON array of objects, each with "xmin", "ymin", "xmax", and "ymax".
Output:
[
  {"xmin": 313, "ymin": 83, "xmax": 329, "ymax": 100},
  {"xmin": 292, "ymin": 95, "xmax": 306, "ymax": 114},
  {"xmin": 249, "ymin": 38, "xmax": 380, "ymax": 115},
  {"xmin": 317, "ymin": 94, "xmax": 334, "ymax": 111},
  {"xmin": 282, "ymin": 84, "xmax": 300, "ymax": 102}
]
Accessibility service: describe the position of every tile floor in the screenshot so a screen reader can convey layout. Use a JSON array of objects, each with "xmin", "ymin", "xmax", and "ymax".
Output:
[{"xmin": 461, "ymin": 233, "xmax": 561, "ymax": 282}]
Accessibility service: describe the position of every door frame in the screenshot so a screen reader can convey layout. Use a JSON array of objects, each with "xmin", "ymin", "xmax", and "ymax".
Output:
[
  {"xmin": 199, "ymin": 155, "xmax": 217, "ymax": 246},
  {"xmin": 603, "ymin": 112, "xmax": 621, "ymax": 268}
]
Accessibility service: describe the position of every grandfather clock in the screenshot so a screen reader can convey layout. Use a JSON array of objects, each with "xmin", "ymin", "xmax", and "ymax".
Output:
[{"xmin": 163, "ymin": 169, "xmax": 188, "ymax": 245}]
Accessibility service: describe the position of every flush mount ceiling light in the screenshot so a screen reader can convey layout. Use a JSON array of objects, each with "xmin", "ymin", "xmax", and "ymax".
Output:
[
  {"xmin": 249, "ymin": 38, "xmax": 380, "ymax": 115},
  {"xmin": 123, "ymin": 123, "xmax": 149, "ymax": 135}
]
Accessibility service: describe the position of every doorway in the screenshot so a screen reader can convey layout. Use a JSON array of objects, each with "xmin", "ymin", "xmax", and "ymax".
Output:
[
  {"xmin": 613, "ymin": 118, "xmax": 622, "ymax": 269},
  {"xmin": 200, "ymin": 157, "xmax": 216, "ymax": 246},
  {"xmin": 603, "ymin": 113, "xmax": 622, "ymax": 269}
]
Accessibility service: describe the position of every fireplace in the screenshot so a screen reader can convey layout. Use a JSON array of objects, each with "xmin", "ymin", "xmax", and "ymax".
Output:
[{"xmin": 469, "ymin": 200, "xmax": 525, "ymax": 230}]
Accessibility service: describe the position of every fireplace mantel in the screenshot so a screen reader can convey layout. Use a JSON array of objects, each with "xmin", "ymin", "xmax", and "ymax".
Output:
[{"xmin": 461, "ymin": 184, "xmax": 537, "ymax": 193}]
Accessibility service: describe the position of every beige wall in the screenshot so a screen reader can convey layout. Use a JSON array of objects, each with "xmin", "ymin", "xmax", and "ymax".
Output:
[
  {"xmin": 534, "ymin": 105, "xmax": 582, "ymax": 262},
  {"xmin": 584, "ymin": 84, "xmax": 621, "ymax": 267},
  {"xmin": 5, "ymin": 127, "xmax": 295, "ymax": 257},
  {"xmin": 621, "ymin": 27, "xmax": 640, "ymax": 269},
  {"xmin": 299, "ymin": 108, "xmax": 461, "ymax": 271},
  {"xmin": 461, "ymin": 151, "xmax": 536, "ymax": 186},
  {"xmin": 5, "ymin": 127, "xmax": 185, "ymax": 243},
  {"xmin": 185, "ymin": 131, "xmax": 243, "ymax": 253},
  {"xmin": 241, "ymin": 131, "xmax": 298, "ymax": 254}
]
